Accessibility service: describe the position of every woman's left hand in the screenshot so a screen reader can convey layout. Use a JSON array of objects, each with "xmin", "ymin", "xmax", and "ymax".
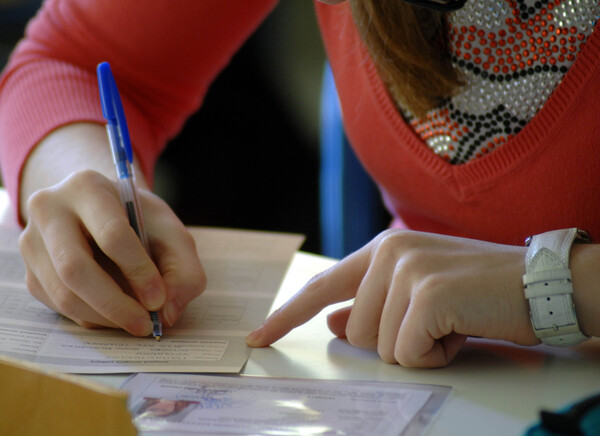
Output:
[{"xmin": 247, "ymin": 230, "xmax": 538, "ymax": 368}]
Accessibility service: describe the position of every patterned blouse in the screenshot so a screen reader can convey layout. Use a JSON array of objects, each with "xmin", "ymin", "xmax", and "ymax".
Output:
[{"xmin": 407, "ymin": 0, "xmax": 600, "ymax": 164}]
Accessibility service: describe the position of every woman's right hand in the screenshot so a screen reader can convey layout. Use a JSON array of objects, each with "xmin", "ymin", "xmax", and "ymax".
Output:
[{"xmin": 18, "ymin": 125, "xmax": 206, "ymax": 336}]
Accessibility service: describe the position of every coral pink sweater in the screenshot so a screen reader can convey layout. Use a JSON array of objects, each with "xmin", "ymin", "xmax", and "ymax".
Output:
[{"xmin": 1, "ymin": 0, "xmax": 599, "ymax": 245}]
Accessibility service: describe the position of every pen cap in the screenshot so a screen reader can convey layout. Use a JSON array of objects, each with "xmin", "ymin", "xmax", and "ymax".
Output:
[{"xmin": 97, "ymin": 62, "xmax": 134, "ymax": 164}]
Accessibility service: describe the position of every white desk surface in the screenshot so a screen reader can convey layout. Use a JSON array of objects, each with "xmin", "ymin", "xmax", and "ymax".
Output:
[
  {"xmin": 85, "ymin": 251, "xmax": 600, "ymax": 436},
  {"xmin": 1, "ymin": 190, "xmax": 598, "ymax": 435}
]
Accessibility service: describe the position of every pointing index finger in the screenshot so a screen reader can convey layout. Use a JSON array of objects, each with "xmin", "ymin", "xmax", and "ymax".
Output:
[{"xmin": 246, "ymin": 245, "xmax": 371, "ymax": 348}]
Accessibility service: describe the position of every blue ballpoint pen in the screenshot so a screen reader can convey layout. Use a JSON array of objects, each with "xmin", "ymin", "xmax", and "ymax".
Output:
[{"xmin": 97, "ymin": 61, "xmax": 163, "ymax": 341}]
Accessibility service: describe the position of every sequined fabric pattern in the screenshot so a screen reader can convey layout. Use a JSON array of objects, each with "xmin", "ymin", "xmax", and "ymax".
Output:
[{"xmin": 407, "ymin": 0, "xmax": 600, "ymax": 164}]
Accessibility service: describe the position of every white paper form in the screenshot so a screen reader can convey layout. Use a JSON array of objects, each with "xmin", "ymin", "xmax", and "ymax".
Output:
[
  {"xmin": 122, "ymin": 373, "xmax": 451, "ymax": 436},
  {"xmin": 0, "ymin": 227, "xmax": 303, "ymax": 373}
]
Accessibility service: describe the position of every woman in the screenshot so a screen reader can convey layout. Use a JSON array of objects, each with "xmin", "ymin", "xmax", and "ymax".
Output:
[{"xmin": 0, "ymin": 0, "xmax": 598, "ymax": 367}]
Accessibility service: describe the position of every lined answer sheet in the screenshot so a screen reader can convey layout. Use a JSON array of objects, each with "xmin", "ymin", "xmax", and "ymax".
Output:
[{"xmin": 0, "ymin": 227, "xmax": 303, "ymax": 373}]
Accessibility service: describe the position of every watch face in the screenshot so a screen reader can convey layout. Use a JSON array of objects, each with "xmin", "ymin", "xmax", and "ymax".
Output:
[{"xmin": 401, "ymin": 0, "xmax": 467, "ymax": 12}]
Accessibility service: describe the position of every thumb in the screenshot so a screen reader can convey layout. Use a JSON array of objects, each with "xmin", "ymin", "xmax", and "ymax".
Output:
[{"xmin": 326, "ymin": 306, "xmax": 352, "ymax": 338}]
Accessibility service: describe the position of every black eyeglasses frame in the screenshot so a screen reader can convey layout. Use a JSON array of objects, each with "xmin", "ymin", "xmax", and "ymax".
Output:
[{"xmin": 401, "ymin": 0, "xmax": 467, "ymax": 12}]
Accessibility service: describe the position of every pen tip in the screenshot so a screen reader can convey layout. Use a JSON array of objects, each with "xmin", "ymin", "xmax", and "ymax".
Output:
[{"xmin": 155, "ymin": 336, "xmax": 161, "ymax": 342}]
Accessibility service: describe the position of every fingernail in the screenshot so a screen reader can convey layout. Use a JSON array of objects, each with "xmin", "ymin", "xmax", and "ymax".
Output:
[
  {"xmin": 144, "ymin": 285, "xmax": 165, "ymax": 311},
  {"xmin": 246, "ymin": 326, "xmax": 263, "ymax": 347},
  {"xmin": 164, "ymin": 301, "xmax": 180, "ymax": 326},
  {"xmin": 131, "ymin": 317, "xmax": 153, "ymax": 336}
]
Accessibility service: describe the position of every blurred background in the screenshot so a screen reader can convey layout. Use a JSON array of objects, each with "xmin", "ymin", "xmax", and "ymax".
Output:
[{"xmin": 0, "ymin": 1, "xmax": 326, "ymax": 253}]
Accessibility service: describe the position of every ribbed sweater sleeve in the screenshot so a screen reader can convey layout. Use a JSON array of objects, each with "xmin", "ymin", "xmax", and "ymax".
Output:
[{"xmin": 0, "ymin": 0, "xmax": 277, "ymax": 222}]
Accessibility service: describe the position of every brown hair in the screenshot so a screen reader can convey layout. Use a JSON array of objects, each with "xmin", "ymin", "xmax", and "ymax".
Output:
[{"xmin": 348, "ymin": 0, "xmax": 463, "ymax": 118}]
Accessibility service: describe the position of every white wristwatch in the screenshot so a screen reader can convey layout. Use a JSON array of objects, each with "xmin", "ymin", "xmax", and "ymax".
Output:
[{"xmin": 522, "ymin": 228, "xmax": 590, "ymax": 347}]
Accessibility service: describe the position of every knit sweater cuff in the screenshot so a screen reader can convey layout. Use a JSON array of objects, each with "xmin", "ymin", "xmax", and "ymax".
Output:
[{"xmin": 0, "ymin": 60, "xmax": 158, "ymax": 225}]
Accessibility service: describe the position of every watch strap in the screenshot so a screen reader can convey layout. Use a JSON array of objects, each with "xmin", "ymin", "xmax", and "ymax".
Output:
[{"xmin": 523, "ymin": 228, "xmax": 589, "ymax": 347}]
